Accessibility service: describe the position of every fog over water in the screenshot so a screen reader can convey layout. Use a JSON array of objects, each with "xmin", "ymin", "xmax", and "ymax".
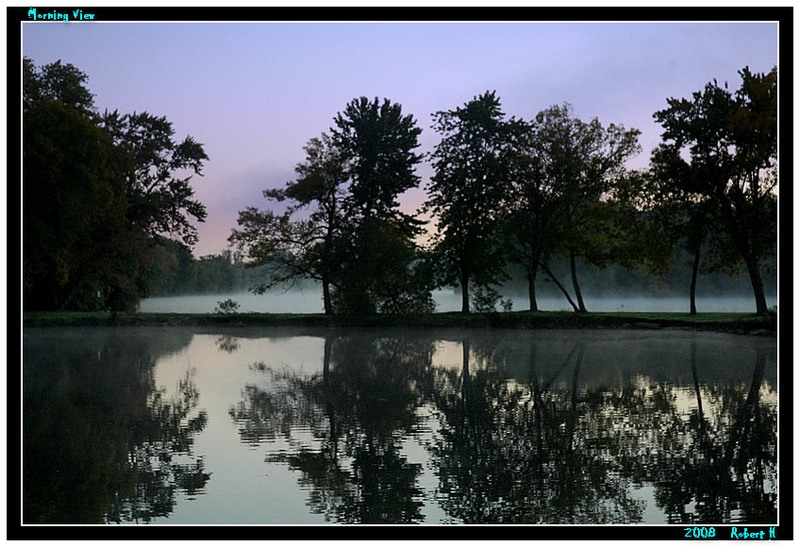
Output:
[{"xmin": 139, "ymin": 289, "xmax": 776, "ymax": 314}]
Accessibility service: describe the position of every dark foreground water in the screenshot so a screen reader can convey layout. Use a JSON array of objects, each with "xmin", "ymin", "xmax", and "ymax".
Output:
[{"xmin": 22, "ymin": 327, "xmax": 778, "ymax": 525}]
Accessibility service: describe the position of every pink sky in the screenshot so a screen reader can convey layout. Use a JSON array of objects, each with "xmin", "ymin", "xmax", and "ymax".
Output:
[{"xmin": 22, "ymin": 14, "xmax": 778, "ymax": 257}]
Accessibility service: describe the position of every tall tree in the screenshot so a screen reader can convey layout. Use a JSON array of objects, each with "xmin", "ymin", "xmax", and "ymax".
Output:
[
  {"xmin": 23, "ymin": 93, "xmax": 128, "ymax": 310},
  {"xmin": 519, "ymin": 104, "xmax": 640, "ymax": 312},
  {"xmin": 331, "ymin": 96, "xmax": 423, "ymax": 226},
  {"xmin": 329, "ymin": 97, "xmax": 429, "ymax": 314},
  {"xmin": 232, "ymin": 98, "xmax": 432, "ymax": 316},
  {"xmin": 425, "ymin": 91, "xmax": 518, "ymax": 313},
  {"xmin": 635, "ymin": 156, "xmax": 727, "ymax": 315},
  {"xmin": 229, "ymin": 133, "xmax": 347, "ymax": 314},
  {"xmin": 651, "ymin": 67, "xmax": 777, "ymax": 315}
]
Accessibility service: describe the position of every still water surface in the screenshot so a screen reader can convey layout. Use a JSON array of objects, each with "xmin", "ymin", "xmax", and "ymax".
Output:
[{"xmin": 22, "ymin": 327, "xmax": 777, "ymax": 525}]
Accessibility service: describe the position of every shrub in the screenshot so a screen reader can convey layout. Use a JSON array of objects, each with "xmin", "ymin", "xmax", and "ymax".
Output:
[{"xmin": 214, "ymin": 299, "xmax": 240, "ymax": 315}]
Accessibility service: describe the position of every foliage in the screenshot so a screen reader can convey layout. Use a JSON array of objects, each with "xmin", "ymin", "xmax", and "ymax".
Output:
[
  {"xmin": 214, "ymin": 299, "xmax": 240, "ymax": 314},
  {"xmin": 513, "ymin": 103, "xmax": 641, "ymax": 313},
  {"xmin": 651, "ymin": 66, "xmax": 777, "ymax": 315},
  {"xmin": 330, "ymin": 97, "xmax": 428, "ymax": 315},
  {"xmin": 425, "ymin": 91, "xmax": 519, "ymax": 312},
  {"xmin": 471, "ymin": 285, "xmax": 513, "ymax": 313},
  {"xmin": 232, "ymin": 97, "xmax": 432, "ymax": 315},
  {"xmin": 230, "ymin": 133, "xmax": 346, "ymax": 313},
  {"xmin": 331, "ymin": 96, "xmax": 423, "ymax": 226},
  {"xmin": 101, "ymin": 110, "xmax": 208, "ymax": 247},
  {"xmin": 23, "ymin": 84, "xmax": 133, "ymax": 310},
  {"xmin": 23, "ymin": 58, "xmax": 208, "ymax": 312}
]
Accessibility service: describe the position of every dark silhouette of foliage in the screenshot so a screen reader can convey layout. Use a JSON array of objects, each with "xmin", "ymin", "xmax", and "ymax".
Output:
[
  {"xmin": 425, "ymin": 91, "xmax": 519, "ymax": 313},
  {"xmin": 101, "ymin": 110, "xmax": 208, "ymax": 247},
  {"xmin": 230, "ymin": 133, "xmax": 346, "ymax": 314},
  {"xmin": 23, "ymin": 58, "xmax": 208, "ymax": 311},
  {"xmin": 509, "ymin": 104, "xmax": 640, "ymax": 313},
  {"xmin": 232, "ymin": 98, "xmax": 432, "ymax": 315},
  {"xmin": 651, "ymin": 67, "xmax": 777, "ymax": 315}
]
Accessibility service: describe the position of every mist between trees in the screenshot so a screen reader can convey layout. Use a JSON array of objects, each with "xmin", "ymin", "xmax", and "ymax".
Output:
[{"xmin": 23, "ymin": 58, "xmax": 777, "ymax": 316}]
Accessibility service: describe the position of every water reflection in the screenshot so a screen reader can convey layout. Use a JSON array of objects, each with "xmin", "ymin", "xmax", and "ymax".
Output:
[
  {"xmin": 22, "ymin": 327, "xmax": 777, "ymax": 525},
  {"xmin": 639, "ymin": 342, "xmax": 777, "ymax": 524},
  {"xmin": 23, "ymin": 328, "xmax": 209, "ymax": 524},
  {"xmin": 427, "ymin": 334, "xmax": 776, "ymax": 524},
  {"xmin": 230, "ymin": 333, "xmax": 435, "ymax": 523},
  {"xmin": 430, "ymin": 338, "xmax": 646, "ymax": 524}
]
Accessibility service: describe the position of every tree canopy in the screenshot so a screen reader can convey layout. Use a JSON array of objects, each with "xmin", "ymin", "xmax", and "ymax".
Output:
[
  {"xmin": 650, "ymin": 66, "xmax": 777, "ymax": 315},
  {"xmin": 425, "ymin": 91, "xmax": 520, "ymax": 313},
  {"xmin": 231, "ymin": 97, "xmax": 434, "ymax": 315},
  {"xmin": 231, "ymin": 70, "xmax": 777, "ymax": 316},
  {"xmin": 23, "ymin": 58, "xmax": 209, "ymax": 311}
]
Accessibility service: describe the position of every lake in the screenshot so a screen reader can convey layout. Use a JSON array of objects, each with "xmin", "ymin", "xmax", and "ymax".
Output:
[{"xmin": 21, "ymin": 326, "xmax": 778, "ymax": 526}]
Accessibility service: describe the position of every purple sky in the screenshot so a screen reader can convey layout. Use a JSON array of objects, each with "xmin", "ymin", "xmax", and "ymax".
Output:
[{"xmin": 22, "ymin": 16, "xmax": 778, "ymax": 257}]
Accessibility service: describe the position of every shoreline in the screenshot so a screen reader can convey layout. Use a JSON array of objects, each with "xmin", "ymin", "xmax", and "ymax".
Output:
[{"xmin": 22, "ymin": 310, "xmax": 777, "ymax": 335}]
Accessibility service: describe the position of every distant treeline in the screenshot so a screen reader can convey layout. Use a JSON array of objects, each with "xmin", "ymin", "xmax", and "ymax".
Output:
[
  {"xmin": 147, "ymin": 240, "xmax": 259, "ymax": 296},
  {"xmin": 146, "ymin": 236, "xmax": 776, "ymax": 303}
]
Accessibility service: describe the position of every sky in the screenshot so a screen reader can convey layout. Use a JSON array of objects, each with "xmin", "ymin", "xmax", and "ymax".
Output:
[{"xmin": 20, "ymin": 8, "xmax": 779, "ymax": 258}]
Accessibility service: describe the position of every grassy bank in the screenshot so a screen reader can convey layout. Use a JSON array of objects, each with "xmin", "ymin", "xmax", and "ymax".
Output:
[{"xmin": 22, "ymin": 310, "xmax": 777, "ymax": 334}]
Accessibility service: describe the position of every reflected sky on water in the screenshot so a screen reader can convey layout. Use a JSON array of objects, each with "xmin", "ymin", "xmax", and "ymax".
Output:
[{"xmin": 22, "ymin": 327, "xmax": 778, "ymax": 525}]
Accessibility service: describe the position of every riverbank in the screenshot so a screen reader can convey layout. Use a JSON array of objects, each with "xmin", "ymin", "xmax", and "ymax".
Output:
[{"xmin": 22, "ymin": 310, "xmax": 777, "ymax": 334}]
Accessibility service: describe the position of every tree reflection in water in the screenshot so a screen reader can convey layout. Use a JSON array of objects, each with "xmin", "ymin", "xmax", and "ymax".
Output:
[
  {"xmin": 230, "ymin": 333, "xmax": 434, "ymax": 523},
  {"xmin": 431, "ymin": 338, "xmax": 646, "ymax": 524},
  {"xmin": 619, "ymin": 341, "xmax": 777, "ymax": 524},
  {"xmin": 430, "ymin": 334, "xmax": 776, "ymax": 524},
  {"xmin": 23, "ymin": 329, "xmax": 210, "ymax": 524},
  {"xmin": 229, "ymin": 330, "xmax": 776, "ymax": 525}
]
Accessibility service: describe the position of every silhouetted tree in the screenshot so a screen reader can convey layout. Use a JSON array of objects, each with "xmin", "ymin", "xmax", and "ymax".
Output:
[
  {"xmin": 23, "ymin": 61, "xmax": 132, "ymax": 310},
  {"xmin": 651, "ymin": 66, "xmax": 777, "ymax": 315},
  {"xmin": 230, "ymin": 133, "xmax": 346, "ymax": 314},
  {"xmin": 329, "ymin": 97, "xmax": 430, "ymax": 314},
  {"xmin": 425, "ymin": 91, "xmax": 519, "ymax": 313},
  {"xmin": 23, "ymin": 58, "xmax": 209, "ymax": 311},
  {"xmin": 517, "ymin": 104, "xmax": 640, "ymax": 312}
]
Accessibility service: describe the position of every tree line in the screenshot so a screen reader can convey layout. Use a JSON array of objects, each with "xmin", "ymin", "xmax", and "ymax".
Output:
[
  {"xmin": 230, "ymin": 67, "xmax": 777, "ymax": 315},
  {"xmin": 22, "ymin": 58, "xmax": 775, "ymax": 314}
]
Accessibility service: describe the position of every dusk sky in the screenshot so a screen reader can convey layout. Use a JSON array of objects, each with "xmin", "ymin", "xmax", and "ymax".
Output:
[{"xmin": 21, "ymin": 12, "xmax": 779, "ymax": 257}]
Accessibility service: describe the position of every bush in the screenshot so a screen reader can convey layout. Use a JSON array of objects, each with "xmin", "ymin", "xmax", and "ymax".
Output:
[
  {"xmin": 472, "ymin": 285, "xmax": 512, "ymax": 313},
  {"xmin": 214, "ymin": 299, "xmax": 240, "ymax": 315}
]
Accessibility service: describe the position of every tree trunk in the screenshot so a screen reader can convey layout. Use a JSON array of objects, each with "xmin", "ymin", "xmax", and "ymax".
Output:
[
  {"xmin": 689, "ymin": 245, "xmax": 701, "ymax": 316},
  {"xmin": 569, "ymin": 251, "xmax": 587, "ymax": 313},
  {"xmin": 460, "ymin": 267, "xmax": 470, "ymax": 314},
  {"xmin": 541, "ymin": 262, "xmax": 580, "ymax": 312},
  {"xmin": 322, "ymin": 278, "xmax": 333, "ymax": 315},
  {"xmin": 528, "ymin": 255, "xmax": 539, "ymax": 312},
  {"xmin": 743, "ymin": 254, "xmax": 769, "ymax": 315}
]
